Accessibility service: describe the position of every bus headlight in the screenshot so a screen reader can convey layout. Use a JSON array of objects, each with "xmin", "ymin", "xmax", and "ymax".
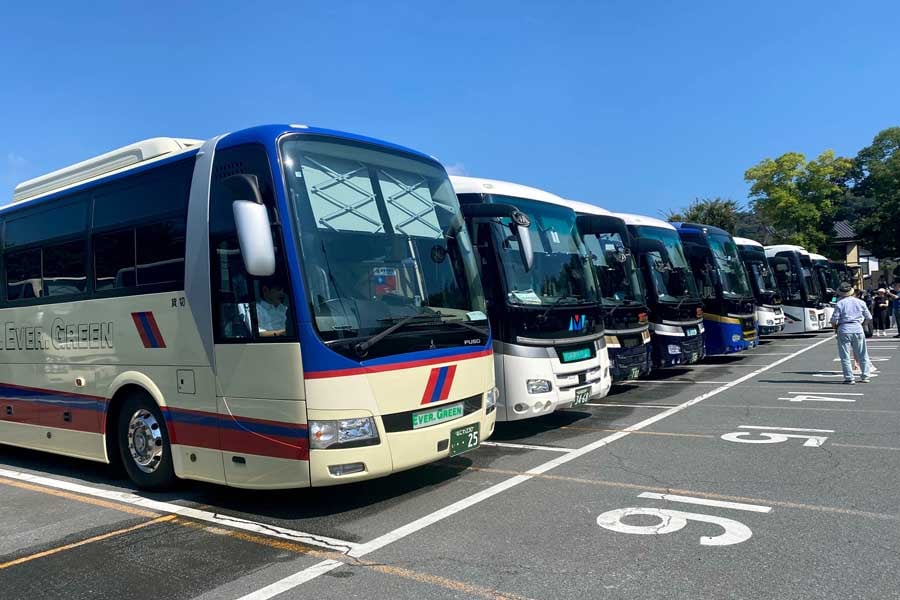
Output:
[
  {"xmin": 485, "ymin": 387, "xmax": 499, "ymax": 411},
  {"xmin": 309, "ymin": 417, "xmax": 379, "ymax": 449},
  {"xmin": 526, "ymin": 379, "xmax": 552, "ymax": 394}
]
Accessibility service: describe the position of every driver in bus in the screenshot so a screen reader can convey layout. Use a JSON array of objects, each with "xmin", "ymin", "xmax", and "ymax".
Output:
[{"xmin": 254, "ymin": 278, "xmax": 289, "ymax": 337}]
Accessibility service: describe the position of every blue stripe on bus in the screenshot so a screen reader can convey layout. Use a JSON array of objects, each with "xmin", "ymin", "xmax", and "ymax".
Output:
[
  {"xmin": 136, "ymin": 312, "xmax": 160, "ymax": 348},
  {"xmin": 430, "ymin": 367, "xmax": 448, "ymax": 403},
  {"xmin": 162, "ymin": 408, "xmax": 308, "ymax": 439}
]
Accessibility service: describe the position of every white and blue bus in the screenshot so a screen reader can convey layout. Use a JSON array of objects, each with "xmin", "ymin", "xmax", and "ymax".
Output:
[
  {"xmin": 617, "ymin": 213, "xmax": 706, "ymax": 367},
  {"xmin": 558, "ymin": 200, "xmax": 652, "ymax": 381},
  {"xmin": 452, "ymin": 177, "xmax": 611, "ymax": 421},
  {"xmin": 0, "ymin": 125, "xmax": 497, "ymax": 490},
  {"xmin": 734, "ymin": 237, "xmax": 785, "ymax": 335},
  {"xmin": 673, "ymin": 223, "xmax": 757, "ymax": 355},
  {"xmin": 765, "ymin": 244, "xmax": 826, "ymax": 333}
]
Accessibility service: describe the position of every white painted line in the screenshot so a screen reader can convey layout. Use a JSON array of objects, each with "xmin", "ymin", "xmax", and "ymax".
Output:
[
  {"xmin": 749, "ymin": 352, "xmax": 795, "ymax": 356},
  {"xmin": 630, "ymin": 380, "xmax": 730, "ymax": 384},
  {"xmin": 0, "ymin": 468, "xmax": 357, "ymax": 553},
  {"xmin": 480, "ymin": 441, "xmax": 574, "ymax": 453},
  {"xmin": 685, "ymin": 364, "xmax": 775, "ymax": 368},
  {"xmin": 237, "ymin": 333, "xmax": 837, "ymax": 599},
  {"xmin": 586, "ymin": 403, "xmax": 677, "ymax": 409},
  {"xmin": 777, "ymin": 395, "xmax": 856, "ymax": 403},
  {"xmin": 638, "ymin": 492, "xmax": 772, "ymax": 513},
  {"xmin": 790, "ymin": 392, "xmax": 863, "ymax": 395},
  {"xmin": 738, "ymin": 425, "xmax": 835, "ymax": 433}
]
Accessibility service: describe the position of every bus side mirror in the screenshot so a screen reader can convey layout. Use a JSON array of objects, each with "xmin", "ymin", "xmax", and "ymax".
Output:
[
  {"xmin": 461, "ymin": 203, "xmax": 534, "ymax": 272},
  {"xmin": 226, "ymin": 174, "xmax": 276, "ymax": 277},
  {"xmin": 509, "ymin": 212, "xmax": 534, "ymax": 273}
]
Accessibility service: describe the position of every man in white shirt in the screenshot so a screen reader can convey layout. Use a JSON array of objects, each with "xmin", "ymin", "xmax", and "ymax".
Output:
[{"xmin": 255, "ymin": 280, "xmax": 289, "ymax": 337}]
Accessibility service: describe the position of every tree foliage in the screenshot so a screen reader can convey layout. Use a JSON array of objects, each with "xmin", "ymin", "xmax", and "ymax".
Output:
[
  {"xmin": 743, "ymin": 150, "xmax": 853, "ymax": 252},
  {"xmin": 850, "ymin": 127, "xmax": 900, "ymax": 257},
  {"xmin": 665, "ymin": 197, "xmax": 741, "ymax": 233}
]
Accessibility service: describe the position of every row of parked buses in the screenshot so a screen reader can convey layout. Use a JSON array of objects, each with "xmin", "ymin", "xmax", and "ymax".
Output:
[{"xmin": 0, "ymin": 124, "xmax": 848, "ymax": 491}]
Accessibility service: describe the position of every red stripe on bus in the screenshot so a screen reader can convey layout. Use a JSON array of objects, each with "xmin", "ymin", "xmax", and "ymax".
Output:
[
  {"xmin": 0, "ymin": 399, "xmax": 101, "ymax": 434},
  {"xmin": 438, "ymin": 365, "xmax": 457, "ymax": 401},
  {"xmin": 420, "ymin": 368, "xmax": 442, "ymax": 405},
  {"xmin": 306, "ymin": 349, "xmax": 492, "ymax": 380},
  {"xmin": 145, "ymin": 312, "xmax": 167, "ymax": 348},
  {"xmin": 131, "ymin": 313, "xmax": 153, "ymax": 348}
]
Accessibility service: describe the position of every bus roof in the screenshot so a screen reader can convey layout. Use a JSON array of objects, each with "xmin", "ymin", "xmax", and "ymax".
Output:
[
  {"xmin": 10, "ymin": 123, "xmax": 439, "ymax": 207},
  {"xmin": 449, "ymin": 176, "xmax": 565, "ymax": 204},
  {"xmin": 671, "ymin": 222, "xmax": 732, "ymax": 237},
  {"xmin": 809, "ymin": 252, "xmax": 828, "ymax": 261},
  {"xmin": 733, "ymin": 236, "xmax": 764, "ymax": 248},
  {"xmin": 613, "ymin": 212, "xmax": 676, "ymax": 231},
  {"xmin": 765, "ymin": 244, "xmax": 809, "ymax": 256}
]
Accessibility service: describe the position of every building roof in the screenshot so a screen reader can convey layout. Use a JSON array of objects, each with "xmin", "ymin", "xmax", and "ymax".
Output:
[{"xmin": 833, "ymin": 220, "xmax": 857, "ymax": 240}]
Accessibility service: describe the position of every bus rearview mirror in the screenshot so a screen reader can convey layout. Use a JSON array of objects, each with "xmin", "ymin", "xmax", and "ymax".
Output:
[
  {"xmin": 225, "ymin": 174, "xmax": 276, "ymax": 277},
  {"xmin": 511, "ymin": 220, "xmax": 534, "ymax": 272}
]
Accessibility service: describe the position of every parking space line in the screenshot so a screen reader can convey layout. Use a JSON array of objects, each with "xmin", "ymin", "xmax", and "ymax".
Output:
[
  {"xmin": 176, "ymin": 518, "xmax": 536, "ymax": 600},
  {"xmin": 831, "ymin": 443, "xmax": 900, "ymax": 452},
  {"xmin": 0, "ymin": 515, "xmax": 174, "ymax": 570},
  {"xmin": 586, "ymin": 403, "xmax": 677, "ymax": 408},
  {"xmin": 0, "ymin": 468, "xmax": 357, "ymax": 553},
  {"xmin": 738, "ymin": 425, "xmax": 834, "ymax": 433},
  {"xmin": 480, "ymin": 441, "xmax": 574, "ymax": 453},
  {"xmin": 627, "ymin": 380, "xmax": 730, "ymax": 384},
  {"xmin": 464, "ymin": 467, "xmax": 899, "ymax": 522},
  {"xmin": 560, "ymin": 426, "xmax": 716, "ymax": 439},
  {"xmin": 638, "ymin": 492, "xmax": 772, "ymax": 513},
  {"xmin": 0, "ymin": 476, "xmax": 159, "ymax": 518},
  {"xmin": 238, "ymin": 334, "xmax": 837, "ymax": 599},
  {"xmin": 694, "ymin": 404, "xmax": 900, "ymax": 415}
]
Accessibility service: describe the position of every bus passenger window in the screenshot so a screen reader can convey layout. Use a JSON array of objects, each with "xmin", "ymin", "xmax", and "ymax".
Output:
[
  {"xmin": 6, "ymin": 248, "xmax": 42, "ymax": 300},
  {"xmin": 43, "ymin": 240, "xmax": 87, "ymax": 296}
]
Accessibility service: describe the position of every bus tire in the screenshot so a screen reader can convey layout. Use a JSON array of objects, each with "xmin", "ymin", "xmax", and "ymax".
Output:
[{"xmin": 117, "ymin": 393, "xmax": 176, "ymax": 490}]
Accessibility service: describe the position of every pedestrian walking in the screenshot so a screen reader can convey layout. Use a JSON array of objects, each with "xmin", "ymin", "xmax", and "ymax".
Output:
[
  {"xmin": 831, "ymin": 282, "xmax": 873, "ymax": 384},
  {"xmin": 872, "ymin": 288, "xmax": 890, "ymax": 336}
]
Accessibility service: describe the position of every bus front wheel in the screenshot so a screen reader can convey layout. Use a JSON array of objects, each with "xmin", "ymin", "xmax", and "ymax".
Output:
[{"xmin": 117, "ymin": 394, "xmax": 176, "ymax": 490}]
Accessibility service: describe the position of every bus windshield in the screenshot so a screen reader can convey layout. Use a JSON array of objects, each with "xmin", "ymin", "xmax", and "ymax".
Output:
[
  {"xmin": 799, "ymin": 254, "xmax": 821, "ymax": 301},
  {"xmin": 633, "ymin": 226, "xmax": 699, "ymax": 304},
  {"xmin": 746, "ymin": 259, "xmax": 778, "ymax": 296},
  {"xmin": 488, "ymin": 196, "xmax": 599, "ymax": 307},
  {"xmin": 708, "ymin": 234, "xmax": 752, "ymax": 299},
  {"xmin": 583, "ymin": 232, "xmax": 644, "ymax": 306},
  {"xmin": 280, "ymin": 137, "xmax": 487, "ymax": 343},
  {"xmin": 814, "ymin": 261, "xmax": 841, "ymax": 292}
]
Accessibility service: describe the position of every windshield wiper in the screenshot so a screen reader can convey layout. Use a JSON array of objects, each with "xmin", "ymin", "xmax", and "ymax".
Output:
[
  {"xmin": 438, "ymin": 313, "xmax": 490, "ymax": 336},
  {"xmin": 355, "ymin": 313, "xmax": 441, "ymax": 355},
  {"xmin": 538, "ymin": 294, "xmax": 582, "ymax": 321}
]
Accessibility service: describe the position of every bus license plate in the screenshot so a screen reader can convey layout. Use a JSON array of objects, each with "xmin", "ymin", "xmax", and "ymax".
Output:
[
  {"xmin": 573, "ymin": 386, "xmax": 591, "ymax": 406},
  {"xmin": 630, "ymin": 367, "xmax": 640, "ymax": 379},
  {"xmin": 685, "ymin": 327, "xmax": 698, "ymax": 336},
  {"xmin": 450, "ymin": 423, "xmax": 480, "ymax": 456}
]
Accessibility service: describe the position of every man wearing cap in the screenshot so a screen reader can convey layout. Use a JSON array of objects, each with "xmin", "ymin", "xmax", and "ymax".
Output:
[{"xmin": 830, "ymin": 282, "xmax": 873, "ymax": 384}]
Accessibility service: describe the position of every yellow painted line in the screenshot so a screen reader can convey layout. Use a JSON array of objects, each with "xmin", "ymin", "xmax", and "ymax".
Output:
[
  {"xmin": 465, "ymin": 467, "xmax": 900, "ymax": 522},
  {"xmin": 0, "ymin": 515, "xmax": 174, "ymax": 570},
  {"xmin": 175, "ymin": 519, "xmax": 535, "ymax": 600},
  {"xmin": 0, "ymin": 477, "xmax": 159, "ymax": 518}
]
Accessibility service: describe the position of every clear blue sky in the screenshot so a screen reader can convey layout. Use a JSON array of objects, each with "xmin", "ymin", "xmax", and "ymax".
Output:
[{"xmin": 2, "ymin": 1, "xmax": 898, "ymax": 216}]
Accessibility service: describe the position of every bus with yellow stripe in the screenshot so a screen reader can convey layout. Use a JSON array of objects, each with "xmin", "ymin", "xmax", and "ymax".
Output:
[{"xmin": 0, "ymin": 124, "xmax": 497, "ymax": 489}]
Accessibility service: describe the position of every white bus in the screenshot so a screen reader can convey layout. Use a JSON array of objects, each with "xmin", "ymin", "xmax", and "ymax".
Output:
[
  {"xmin": 809, "ymin": 252, "xmax": 839, "ymax": 327},
  {"xmin": 765, "ymin": 244, "xmax": 826, "ymax": 333},
  {"xmin": 0, "ymin": 125, "xmax": 497, "ymax": 489},
  {"xmin": 452, "ymin": 177, "xmax": 611, "ymax": 421},
  {"xmin": 734, "ymin": 237, "xmax": 786, "ymax": 335}
]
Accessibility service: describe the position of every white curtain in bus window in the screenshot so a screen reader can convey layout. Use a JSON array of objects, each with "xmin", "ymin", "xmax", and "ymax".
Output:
[
  {"xmin": 299, "ymin": 152, "xmax": 384, "ymax": 233},
  {"xmin": 377, "ymin": 168, "xmax": 442, "ymax": 239}
]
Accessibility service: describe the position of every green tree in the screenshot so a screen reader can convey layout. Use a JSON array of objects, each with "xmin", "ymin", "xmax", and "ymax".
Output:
[
  {"xmin": 665, "ymin": 197, "xmax": 741, "ymax": 233},
  {"xmin": 744, "ymin": 150, "xmax": 853, "ymax": 252},
  {"xmin": 851, "ymin": 127, "xmax": 900, "ymax": 258}
]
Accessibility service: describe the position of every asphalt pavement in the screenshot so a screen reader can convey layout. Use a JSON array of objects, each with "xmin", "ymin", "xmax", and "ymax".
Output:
[{"xmin": 1, "ymin": 332, "xmax": 898, "ymax": 600}]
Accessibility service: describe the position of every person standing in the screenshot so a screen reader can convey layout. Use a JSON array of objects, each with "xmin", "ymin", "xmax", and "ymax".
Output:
[
  {"xmin": 872, "ymin": 288, "xmax": 890, "ymax": 336},
  {"xmin": 831, "ymin": 282, "xmax": 873, "ymax": 384},
  {"xmin": 889, "ymin": 282, "xmax": 900, "ymax": 338}
]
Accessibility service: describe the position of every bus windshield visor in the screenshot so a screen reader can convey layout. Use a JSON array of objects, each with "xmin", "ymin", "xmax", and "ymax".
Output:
[
  {"xmin": 281, "ymin": 137, "xmax": 487, "ymax": 342},
  {"xmin": 583, "ymin": 232, "xmax": 644, "ymax": 306},
  {"xmin": 633, "ymin": 226, "xmax": 699, "ymax": 303},
  {"xmin": 488, "ymin": 196, "xmax": 598, "ymax": 307},
  {"xmin": 708, "ymin": 234, "xmax": 752, "ymax": 299}
]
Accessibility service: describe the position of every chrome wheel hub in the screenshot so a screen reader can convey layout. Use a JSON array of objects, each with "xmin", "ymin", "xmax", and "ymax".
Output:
[{"xmin": 127, "ymin": 409, "xmax": 163, "ymax": 474}]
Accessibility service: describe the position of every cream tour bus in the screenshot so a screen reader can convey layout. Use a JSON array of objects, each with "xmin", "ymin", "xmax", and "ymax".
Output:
[{"xmin": 0, "ymin": 124, "xmax": 499, "ymax": 490}]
